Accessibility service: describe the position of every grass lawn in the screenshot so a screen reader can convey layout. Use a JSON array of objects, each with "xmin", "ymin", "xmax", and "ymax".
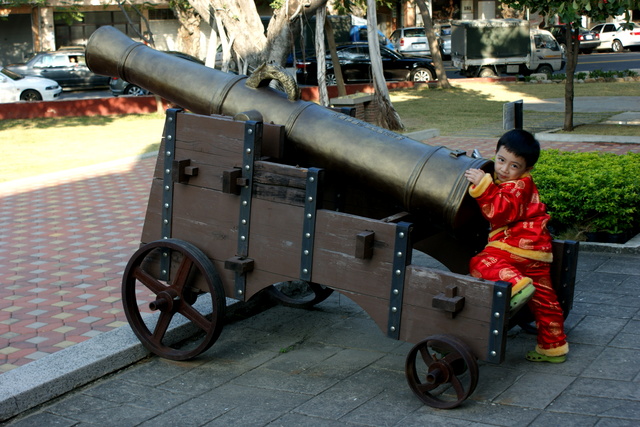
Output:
[
  {"xmin": 0, "ymin": 113, "xmax": 165, "ymax": 183},
  {"xmin": 390, "ymin": 80, "xmax": 640, "ymax": 133},
  {"xmin": 1, "ymin": 81, "xmax": 637, "ymax": 183}
]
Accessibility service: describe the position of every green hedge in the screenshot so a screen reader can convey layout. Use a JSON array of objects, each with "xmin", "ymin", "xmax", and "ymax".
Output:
[{"xmin": 532, "ymin": 150, "xmax": 640, "ymax": 237}]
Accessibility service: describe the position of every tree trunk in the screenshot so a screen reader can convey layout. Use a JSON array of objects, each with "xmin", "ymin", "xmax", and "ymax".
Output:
[
  {"xmin": 415, "ymin": 0, "xmax": 451, "ymax": 89},
  {"xmin": 116, "ymin": 1, "xmax": 155, "ymax": 47},
  {"xmin": 173, "ymin": 5, "xmax": 202, "ymax": 58},
  {"xmin": 563, "ymin": 26, "xmax": 578, "ymax": 132},
  {"xmin": 315, "ymin": 7, "xmax": 329, "ymax": 106},
  {"xmin": 188, "ymin": 0, "xmax": 328, "ymax": 71},
  {"xmin": 324, "ymin": 18, "xmax": 346, "ymax": 97},
  {"xmin": 366, "ymin": 0, "xmax": 403, "ymax": 130},
  {"xmin": 211, "ymin": 13, "xmax": 235, "ymax": 72}
]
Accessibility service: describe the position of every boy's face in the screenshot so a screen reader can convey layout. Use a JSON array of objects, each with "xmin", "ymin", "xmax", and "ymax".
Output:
[{"xmin": 494, "ymin": 146, "xmax": 531, "ymax": 182}]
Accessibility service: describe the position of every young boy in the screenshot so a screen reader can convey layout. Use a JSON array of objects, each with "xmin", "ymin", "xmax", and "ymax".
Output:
[{"xmin": 464, "ymin": 129, "xmax": 568, "ymax": 363}]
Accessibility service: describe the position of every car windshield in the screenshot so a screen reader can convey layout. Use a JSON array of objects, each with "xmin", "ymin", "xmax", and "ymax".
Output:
[
  {"xmin": 620, "ymin": 22, "xmax": 637, "ymax": 30},
  {"xmin": 1, "ymin": 68, "xmax": 22, "ymax": 81},
  {"xmin": 405, "ymin": 28, "xmax": 426, "ymax": 37}
]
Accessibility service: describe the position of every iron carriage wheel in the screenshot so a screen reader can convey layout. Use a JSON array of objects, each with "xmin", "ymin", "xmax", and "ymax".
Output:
[
  {"xmin": 122, "ymin": 239, "xmax": 226, "ymax": 360},
  {"xmin": 266, "ymin": 280, "xmax": 334, "ymax": 309},
  {"xmin": 405, "ymin": 334, "xmax": 479, "ymax": 409}
]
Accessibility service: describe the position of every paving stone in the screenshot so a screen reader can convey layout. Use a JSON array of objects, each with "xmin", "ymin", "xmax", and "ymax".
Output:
[
  {"xmin": 494, "ymin": 372, "xmax": 575, "ymax": 409},
  {"xmin": 583, "ymin": 347, "xmax": 640, "ymax": 381},
  {"xmin": 569, "ymin": 316, "xmax": 629, "ymax": 346}
]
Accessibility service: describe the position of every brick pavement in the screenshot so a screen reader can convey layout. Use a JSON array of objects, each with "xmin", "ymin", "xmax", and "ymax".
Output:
[
  {"xmin": 0, "ymin": 156, "xmax": 155, "ymax": 372},
  {"xmin": 0, "ymin": 137, "xmax": 638, "ymax": 374}
]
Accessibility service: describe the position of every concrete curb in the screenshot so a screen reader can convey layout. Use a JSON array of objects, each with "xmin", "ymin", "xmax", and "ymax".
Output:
[
  {"xmin": 579, "ymin": 233, "xmax": 640, "ymax": 255},
  {"xmin": 404, "ymin": 128, "xmax": 440, "ymax": 140},
  {"xmin": 536, "ymin": 129, "xmax": 640, "ymax": 144},
  {"xmin": 0, "ymin": 297, "xmax": 244, "ymax": 421}
]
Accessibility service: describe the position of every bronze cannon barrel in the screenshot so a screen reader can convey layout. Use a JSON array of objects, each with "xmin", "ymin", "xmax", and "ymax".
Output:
[{"xmin": 86, "ymin": 26, "xmax": 490, "ymax": 229}]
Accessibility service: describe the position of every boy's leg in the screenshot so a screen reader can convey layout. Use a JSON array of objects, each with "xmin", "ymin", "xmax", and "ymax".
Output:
[
  {"xmin": 524, "ymin": 262, "xmax": 569, "ymax": 362},
  {"xmin": 469, "ymin": 247, "xmax": 535, "ymax": 313}
]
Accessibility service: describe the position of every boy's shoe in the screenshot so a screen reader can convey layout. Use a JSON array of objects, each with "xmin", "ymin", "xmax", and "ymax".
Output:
[
  {"xmin": 526, "ymin": 350, "xmax": 566, "ymax": 363},
  {"xmin": 509, "ymin": 279, "xmax": 535, "ymax": 315}
]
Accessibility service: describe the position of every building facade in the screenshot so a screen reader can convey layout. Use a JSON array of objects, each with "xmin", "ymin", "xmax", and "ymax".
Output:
[{"xmin": 0, "ymin": 0, "xmax": 183, "ymax": 65}]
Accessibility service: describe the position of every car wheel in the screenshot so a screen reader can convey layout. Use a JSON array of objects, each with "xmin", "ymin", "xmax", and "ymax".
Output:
[
  {"xmin": 612, "ymin": 40, "xmax": 624, "ymax": 52},
  {"xmin": 326, "ymin": 73, "xmax": 337, "ymax": 86},
  {"xmin": 411, "ymin": 67, "xmax": 435, "ymax": 82},
  {"xmin": 536, "ymin": 65, "xmax": 553, "ymax": 76},
  {"xmin": 124, "ymin": 85, "xmax": 148, "ymax": 96},
  {"xmin": 19, "ymin": 89, "xmax": 43, "ymax": 102},
  {"xmin": 478, "ymin": 67, "xmax": 497, "ymax": 78}
]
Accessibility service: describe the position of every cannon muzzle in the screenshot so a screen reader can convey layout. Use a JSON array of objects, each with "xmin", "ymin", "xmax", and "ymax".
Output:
[{"xmin": 86, "ymin": 26, "xmax": 491, "ymax": 229}]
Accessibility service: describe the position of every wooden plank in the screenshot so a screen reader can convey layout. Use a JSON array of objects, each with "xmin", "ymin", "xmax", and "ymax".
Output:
[
  {"xmin": 247, "ymin": 197, "xmax": 305, "ymax": 279},
  {"xmin": 310, "ymin": 210, "xmax": 397, "ymax": 299},
  {"xmin": 176, "ymin": 112, "xmax": 284, "ymax": 159},
  {"xmin": 250, "ymin": 161, "xmax": 308, "ymax": 206},
  {"xmin": 399, "ymin": 266, "xmax": 501, "ymax": 360},
  {"xmin": 140, "ymin": 178, "xmax": 163, "ymax": 243}
]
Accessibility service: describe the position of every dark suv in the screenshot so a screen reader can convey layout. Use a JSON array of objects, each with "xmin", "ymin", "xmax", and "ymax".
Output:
[
  {"xmin": 549, "ymin": 25, "xmax": 601, "ymax": 54},
  {"xmin": 5, "ymin": 49, "xmax": 110, "ymax": 89}
]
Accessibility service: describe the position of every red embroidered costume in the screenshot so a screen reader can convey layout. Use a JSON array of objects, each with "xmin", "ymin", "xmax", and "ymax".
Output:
[{"xmin": 468, "ymin": 171, "xmax": 568, "ymax": 357}]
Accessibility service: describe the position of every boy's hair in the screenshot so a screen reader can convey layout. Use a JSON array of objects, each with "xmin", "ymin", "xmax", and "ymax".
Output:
[{"xmin": 496, "ymin": 129, "xmax": 540, "ymax": 168}]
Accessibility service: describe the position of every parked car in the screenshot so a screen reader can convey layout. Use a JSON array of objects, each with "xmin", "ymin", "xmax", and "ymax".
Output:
[
  {"xmin": 390, "ymin": 26, "xmax": 448, "ymax": 57},
  {"xmin": 295, "ymin": 43, "xmax": 437, "ymax": 86},
  {"xmin": 0, "ymin": 67, "xmax": 62, "ymax": 102},
  {"xmin": 436, "ymin": 24, "xmax": 452, "ymax": 58},
  {"xmin": 590, "ymin": 22, "xmax": 640, "ymax": 52},
  {"xmin": 549, "ymin": 24, "xmax": 601, "ymax": 54},
  {"xmin": 110, "ymin": 51, "xmax": 205, "ymax": 96},
  {"xmin": 390, "ymin": 27, "xmax": 431, "ymax": 56},
  {"xmin": 4, "ymin": 49, "xmax": 109, "ymax": 89},
  {"xmin": 349, "ymin": 25, "xmax": 396, "ymax": 50}
]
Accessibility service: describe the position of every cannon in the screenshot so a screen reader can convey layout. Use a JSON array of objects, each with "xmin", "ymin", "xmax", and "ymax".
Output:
[{"xmin": 86, "ymin": 26, "xmax": 578, "ymax": 409}]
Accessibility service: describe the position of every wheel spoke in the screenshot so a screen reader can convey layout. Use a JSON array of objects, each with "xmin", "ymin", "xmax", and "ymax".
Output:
[
  {"xmin": 449, "ymin": 373, "xmax": 466, "ymax": 400},
  {"xmin": 170, "ymin": 256, "xmax": 194, "ymax": 293},
  {"xmin": 418, "ymin": 346, "xmax": 436, "ymax": 365},
  {"xmin": 133, "ymin": 266, "xmax": 166, "ymax": 295},
  {"xmin": 180, "ymin": 302, "xmax": 212, "ymax": 332},
  {"xmin": 151, "ymin": 311, "xmax": 174, "ymax": 342}
]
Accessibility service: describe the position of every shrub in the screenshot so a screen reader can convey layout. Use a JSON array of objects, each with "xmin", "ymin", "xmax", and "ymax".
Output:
[{"xmin": 532, "ymin": 150, "xmax": 640, "ymax": 236}]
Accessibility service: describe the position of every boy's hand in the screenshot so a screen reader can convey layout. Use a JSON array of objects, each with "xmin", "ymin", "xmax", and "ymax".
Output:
[{"xmin": 465, "ymin": 168, "xmax": 485, "ymax": 186}]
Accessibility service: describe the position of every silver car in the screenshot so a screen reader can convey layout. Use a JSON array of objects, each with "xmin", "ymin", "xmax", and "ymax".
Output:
[
  {"xmin": 390, "ymin": 26, "xmax": 449, "ymax": 58},
  {"xmin": 437, "ymin": 24, "xmax": 452, "ymax": 58},
  {"xmin": 390, "ymin": 27, "xmax": 431, "ymax": 56}
]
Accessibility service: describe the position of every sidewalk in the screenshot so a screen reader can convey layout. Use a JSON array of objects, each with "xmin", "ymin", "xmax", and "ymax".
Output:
[
  {"xmin": 2, "ymin": 251, "xmax": 639, "ymax": 426},
  {"xmin": 1, "ymin": 105, "xmax": 640, "ymax": 423}
]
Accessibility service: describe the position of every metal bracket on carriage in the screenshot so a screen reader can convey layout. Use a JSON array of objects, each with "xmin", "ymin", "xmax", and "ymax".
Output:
[
  {"xmin": 431, "ymin": 285, "xmax": 465, "ymax": 318},
  {"xmin": 224, "ymin": 256, "xmax": 255, "ymax": 273},
  {"xmin": 381, "ymin": 212, "xmax": 411, "ymax": 223},
  {"xmin": 172, "ymin": 159, "xmax": 199, "ymax": 184}
]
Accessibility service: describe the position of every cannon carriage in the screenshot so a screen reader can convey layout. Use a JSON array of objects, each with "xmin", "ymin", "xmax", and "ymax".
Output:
[{"xmin": 87, "ymin": 27, "xmax": 578, "ymax": 409}]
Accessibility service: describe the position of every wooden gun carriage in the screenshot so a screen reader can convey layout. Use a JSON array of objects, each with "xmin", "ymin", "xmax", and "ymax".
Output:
[{"xmin": 87, "ymin": 26, "xmax": 579, "ymax": 409}]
